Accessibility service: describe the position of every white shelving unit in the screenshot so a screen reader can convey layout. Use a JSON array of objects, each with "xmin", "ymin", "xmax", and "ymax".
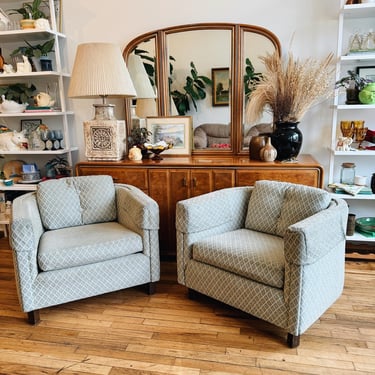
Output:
[
  {"xmin": 0, "ymin": 0, "xmax": 76, "ymax": 193},
  {"xmin": 329, "ymin": 0, "xmax": 375, "ymax": 245}
]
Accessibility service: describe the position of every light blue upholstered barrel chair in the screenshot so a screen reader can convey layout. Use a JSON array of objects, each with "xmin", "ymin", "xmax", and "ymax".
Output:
[
  {"xmin": 10, "ymin": 175, "xmax": 160, "ymax": 324},
  {"xmin": 176, "ymin": 180, "xmax": 348, "ymax": 347}
]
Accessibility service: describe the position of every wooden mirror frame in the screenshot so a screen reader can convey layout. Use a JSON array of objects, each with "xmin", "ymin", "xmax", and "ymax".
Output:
[{"xmin": 123, "ymin": 23, "xmax": 281, "ymax": 156}]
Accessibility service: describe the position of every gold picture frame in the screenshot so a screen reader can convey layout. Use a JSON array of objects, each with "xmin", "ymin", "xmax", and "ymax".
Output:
[
  {"xmin": 146, "ymin": 116, "xmax": 192, "ymax": 155},
  {"xmin": 212, "ymin": 67, "xmax": 230, "ymax": 106}
]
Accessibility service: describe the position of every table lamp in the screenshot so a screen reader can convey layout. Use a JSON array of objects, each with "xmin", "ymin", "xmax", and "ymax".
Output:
[{"xmin": 68, "ymin": 42, "xmax": 136, "ymax": 160}]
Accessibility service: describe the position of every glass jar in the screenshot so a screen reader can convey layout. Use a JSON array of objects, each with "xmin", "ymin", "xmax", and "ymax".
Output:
[{"xmin": 340, "ymin": 162, "xmax": 356, "ymax": 185}]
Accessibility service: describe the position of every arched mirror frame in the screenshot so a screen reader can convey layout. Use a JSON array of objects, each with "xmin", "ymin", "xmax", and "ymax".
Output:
[{"xmin": 123, "ymin": 23, "xmax": 281, "ymax": 156}]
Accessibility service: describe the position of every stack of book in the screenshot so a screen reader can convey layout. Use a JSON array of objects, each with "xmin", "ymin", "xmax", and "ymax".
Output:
[
  {"xmin": 328, "ymin": 182, "xmax": 373, "ymax": 196},
  {"xmin": 24, "ymin": 106, "xmax": 54, "ymax": 113}
]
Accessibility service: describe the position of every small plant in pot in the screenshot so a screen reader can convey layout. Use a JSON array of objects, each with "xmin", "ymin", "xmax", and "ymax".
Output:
[
  {"xmin": 128, "ymin": 127, "xmax": 152, "ymax": 158},
  {"xmin": 11, "ymin": 39, "xmax": 55, "ymax": 71},
  {"xmin": 8, "ymin": 0, "xmax": 48, "ymax": 29},
  {"xmin": 335, "ymin": 70, "xmax": 373, "ymax": 104},
  {"xmin": 44, "ymin": 156, "xmax": 71, "ymax": 179}
]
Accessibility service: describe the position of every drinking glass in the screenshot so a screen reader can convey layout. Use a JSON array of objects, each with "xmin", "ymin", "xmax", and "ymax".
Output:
[{"xmin": 54, "ymin": 130, "xmax": 64, "ymax": 149}]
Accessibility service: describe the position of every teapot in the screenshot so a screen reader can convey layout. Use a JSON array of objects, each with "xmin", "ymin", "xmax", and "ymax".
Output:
[{"xmin": 34, "ymin": 92, "xmax": 55, "ymax": 107}]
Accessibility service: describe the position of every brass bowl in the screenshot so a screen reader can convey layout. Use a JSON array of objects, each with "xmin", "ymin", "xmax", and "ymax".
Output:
[{"xmin": 145, "ymin": 144, "xmax": 173, "ymax": 160}]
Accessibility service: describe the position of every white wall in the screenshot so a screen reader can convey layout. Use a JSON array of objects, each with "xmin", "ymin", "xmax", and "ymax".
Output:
[{"xmin": 63, "ymin": 0, "xmax": 339, "ymax": 183}]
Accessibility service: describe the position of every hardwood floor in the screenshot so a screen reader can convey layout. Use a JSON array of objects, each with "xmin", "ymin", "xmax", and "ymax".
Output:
[{"xmin": 0, "ymin": 236, "xmax": 374, "ymax": 375}]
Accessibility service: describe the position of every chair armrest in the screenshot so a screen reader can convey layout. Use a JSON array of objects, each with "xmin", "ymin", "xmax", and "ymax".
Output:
[
  {"xmin": 284, "ymin": 198, "xmax": 348, "ymax": 265},
  {"xmin": 11, "ymin": 192, "xmax": 45, "ymax": 254},
  {"xmin": 115, "ymin": 184, "xmax": 160, "ymax": 280},
  {"xmin": 115, "ymin": 184, "xmax": 159, "ymax": 232},
  {"xmin": 10, "ymin": 192, "xmax": 45, "ymax": 293},
  {"xmin": 193, "ymin": 127, "xmax": 208, "ymax": 149}
]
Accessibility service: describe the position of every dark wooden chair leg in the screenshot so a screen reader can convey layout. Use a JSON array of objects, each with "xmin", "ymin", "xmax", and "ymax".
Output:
[
  {"xmin": 287, "ymin": 333, "xmax": 300, "ymax": 348},
  {"xmin": 27, "ymin": 310, "xmax": 40, "ymax": 325},
  {"xmin": 147, "ymin": 282, "xmax": 156, "ymax": 295},
  {"xmin": 188, "ymin": 288, "xmax": 199, "ymax": 300}
]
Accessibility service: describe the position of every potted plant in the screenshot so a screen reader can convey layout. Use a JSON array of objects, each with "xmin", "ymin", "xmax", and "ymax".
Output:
[
  {"xmin": 11, "ymin": 39, "xmax": 55, "ymax": 71},
  {"xmin": 245, "ymin": 51, "xmax": 335, "ymax": 160},
  {"xmin": 44, "ymin": 157, "xmax": 71, "ymax": 179},
  {"xmin": 0, "ymin": 83, "xmax": 36, "ymax": 112},
  {"xmin": 128, "ymin": 127, "xmax": 152, "ymax": 158},
  {"xmin": 8, "ymin": 0, "xmax": 48, "ymax": 29},
  {"xmin": 335, "ymin": 70, "xmax": 373, "ymax": 104}
]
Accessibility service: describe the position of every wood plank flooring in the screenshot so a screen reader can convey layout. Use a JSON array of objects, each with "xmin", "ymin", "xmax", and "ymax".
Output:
[{"xmin": 0, "ymin": 236, "xmax": 374, "ymax": 375}]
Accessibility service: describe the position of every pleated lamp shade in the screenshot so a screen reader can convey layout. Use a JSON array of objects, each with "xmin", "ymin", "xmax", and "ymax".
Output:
[
  {"xmin": 136, "ymin": 98, "xmax": 157, "ymax": 118},
  {"xmin": 127, "ymin": 54, "xmax": 156, "ymax": 99},
  {"xmin": 68, "ymin": 42, "xmax": 136, "ymax": 101}
]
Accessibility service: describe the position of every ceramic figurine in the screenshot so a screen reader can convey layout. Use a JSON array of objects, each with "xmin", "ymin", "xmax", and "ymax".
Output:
[
  {"xmin": 336, "ymin": 136, "xmax": 353, "ymax": 151},
  {"xmin": 0, "ymin": 130, "xmax": 28, "ymax": 151},
  {"xmin": 128, "ymin": 146, "xmax": 142, "ymax": 161}
]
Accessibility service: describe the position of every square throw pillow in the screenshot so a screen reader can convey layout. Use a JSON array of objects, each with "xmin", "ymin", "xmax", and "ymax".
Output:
[
  {"xmin": 275, "ymin": 184, "xmax": 331, "ymax": 237},
  {"xmin": 245, "ymin": 180, "xmax": 290, "ymax": 235},
  {"xmin": 75, "ymin": 175, "xmax": 117, "ymax": 224},
  {"xmin": 37, "ymin": 178, "xmax": 82, "ymax": 230}
]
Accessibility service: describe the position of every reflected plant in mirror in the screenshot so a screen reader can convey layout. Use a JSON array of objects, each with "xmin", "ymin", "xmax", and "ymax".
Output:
[
  {"xmin": 124, "ymin": 23, "xmax": 281, "ymax": 154},
  {"xmin": 170, "ymin": 61, "xmax": 212, "ymax": 115},
  {"xmin": 244, "ymin": 58, "xmax": 263, "ymax": 99}
]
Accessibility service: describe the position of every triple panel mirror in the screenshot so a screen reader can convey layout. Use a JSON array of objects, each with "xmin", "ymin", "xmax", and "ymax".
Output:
[{"xmin": 123, "ymin": 23, "xmax": 280, "ymax": 155}]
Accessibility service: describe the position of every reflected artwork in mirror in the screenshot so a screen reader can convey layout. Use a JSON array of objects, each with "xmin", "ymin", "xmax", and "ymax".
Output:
[{"xmin": 123, "ymin": 23, "xmax": 280, "ymax": 156}]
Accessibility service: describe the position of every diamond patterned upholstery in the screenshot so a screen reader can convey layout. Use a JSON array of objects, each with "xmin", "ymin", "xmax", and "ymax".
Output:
[
  {"xmin": 10, "ymin": 176, "xmax": 160, "ymax": 319},
  {"xmin": 193, "ymin": 229, "xmax": 284, "ymax": 288},
  {"xmin": 245, "ymin": 180, "xmax": 331, "ymax": 237},
  {"xmin": 38, "ymin": 222, "xmax": 142, "ymax": 271},
  {"xmin": 37, "ymin": 175, "xmax": 117, "ymax": 229},
  {"xmin": 176, "ymin": 181, "xmax": 348, "ymax": 346}
]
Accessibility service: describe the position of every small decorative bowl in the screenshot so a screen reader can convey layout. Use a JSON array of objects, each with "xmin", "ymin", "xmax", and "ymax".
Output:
[
  {"xmin": 3, "ymin": 179, "xmax": 13, "ymax": 186},
  {"xmin": 144, "ymin": 142, "xmax": 173, "ymax": 160},
  {"xmin": 355, "ymin": 217, "xmax": 375, "ymax": 233}
]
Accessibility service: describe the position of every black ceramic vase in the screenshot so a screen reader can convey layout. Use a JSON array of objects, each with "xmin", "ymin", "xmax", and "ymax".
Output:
[{"xmin": 271, "ymin": 121, "xmax": 303, "ymax": 161}]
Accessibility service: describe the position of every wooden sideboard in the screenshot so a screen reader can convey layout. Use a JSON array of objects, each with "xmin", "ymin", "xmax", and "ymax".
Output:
[{"xmin": 76, "ymin": 154, "xmax": 323, "ymax": 258}]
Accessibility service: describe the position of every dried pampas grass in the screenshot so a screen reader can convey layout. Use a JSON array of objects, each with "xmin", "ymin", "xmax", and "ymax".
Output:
[{"xmin": 245, "ymin": 51, "xmax": 335, "ymax": 124}]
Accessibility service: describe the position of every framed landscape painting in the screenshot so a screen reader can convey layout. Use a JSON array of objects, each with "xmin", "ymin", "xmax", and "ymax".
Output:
[
  {"xmin": 146, "ymin": 116, "xmax": 192, "ymax": 155},
  {"xmin": 212, "ymin": 67, "xmax": 230, "ymax": 106}
]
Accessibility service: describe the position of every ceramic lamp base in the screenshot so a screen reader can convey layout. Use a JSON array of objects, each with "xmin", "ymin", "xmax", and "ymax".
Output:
[{"xmin": 83, "ymin": 119, "xmax": 126, "ymax": 161}]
